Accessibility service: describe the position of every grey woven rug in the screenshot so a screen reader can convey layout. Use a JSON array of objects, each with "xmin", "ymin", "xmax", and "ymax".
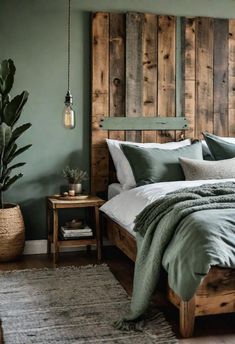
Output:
[{"xmin": 0, "ymin": 264, "xmax": 178, "ymax": 343}]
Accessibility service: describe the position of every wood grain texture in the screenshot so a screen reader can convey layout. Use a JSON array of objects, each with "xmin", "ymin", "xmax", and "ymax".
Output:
[
  {"xmin": 184, "ymin": 17, "xmax": 196, "ymax": 138},
  {"xmin": 195, "ymin": 17, "xmax": 214, "ymax": 138},
  {"xmin": 180, "ymin": 298, "xmax": 195, "ymax": 338},
  {"xmin": 176, "ymin": 17, "xmax": 185, "ymax": 142},
  {"xmin": 195, "ymin": 267, "xmax": 235, "ymax": 316},
  {"xmin": 142, "ymin": 13, "xmax": 158, "ymax": 143},
  {"xmin": 158, "ymin": 15, "xmax": 176, "ymax": 142},
  {"xmin": 91, "ymin": 146, "xmax": 109, "ymax": 194},
  {"xmin": 125, "ymin": 12, "xmax": 143, "ymax": 142},
  {"xmin": 100, "ymin": 116, "xmax": 188, "ymax": 130},
  {"xmin": 91, "ymin": 13, "xmax": 109, "ymax": 194},
  {"xmin": 48, "ymin": 196, "xmax": 104, "ymax": 263},
  {"xmin": 91, "ymin": 12, "xmax": 235, "ymax": 195},
  {"xmin": 92, "ymin": 12, "xmax": 109, "ymax": 144},
  {"xmin": 229, "ymin": 20, "xmax": 235, "ymax": 137},
  {"xmin": 53, "ymin": 209, "xmax": 59, "ymax": 264},
  {"xmin": 105, "ymin": 216, "xmax": 137, "ymax": 261},
  {"xmin": 109, "ymin": 13, "xmax": 125, "ymax": 141},
  {"xmin": 214, "ymin": 19, "xmax": 229, "ymax": 136}
]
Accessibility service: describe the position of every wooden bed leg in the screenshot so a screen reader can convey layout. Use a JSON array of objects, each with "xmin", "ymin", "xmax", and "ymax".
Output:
[{"xmin": 179, "ymin": 297, "xmax": 195, "ymax": 338}]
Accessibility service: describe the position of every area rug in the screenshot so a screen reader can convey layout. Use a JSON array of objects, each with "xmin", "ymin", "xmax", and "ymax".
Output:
[{"xmin": 0, "ymin": 264, "xmax": 178, "ymax": 343}]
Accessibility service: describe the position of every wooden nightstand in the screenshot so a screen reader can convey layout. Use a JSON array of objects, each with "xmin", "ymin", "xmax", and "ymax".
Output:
[{"xmin": 47, "ymin": 196, "xmax": 105, "ymax": 264}]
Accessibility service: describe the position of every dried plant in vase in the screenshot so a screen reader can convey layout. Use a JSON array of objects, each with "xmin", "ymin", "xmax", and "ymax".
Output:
[{"xmin": 62, "ymin": 166, "xmax": 88, "ymax": 194}]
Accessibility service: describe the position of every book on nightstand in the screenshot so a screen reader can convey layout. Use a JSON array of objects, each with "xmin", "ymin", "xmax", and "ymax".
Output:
[{"xmin": 60, "ymin": 225, "xmax": 93, "ymax": 240}]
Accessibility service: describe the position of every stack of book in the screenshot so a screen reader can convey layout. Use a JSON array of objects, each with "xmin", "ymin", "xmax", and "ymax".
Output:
[{"xmin": 60, "ymin": 225, "xmax": 93, "ymax": 240}]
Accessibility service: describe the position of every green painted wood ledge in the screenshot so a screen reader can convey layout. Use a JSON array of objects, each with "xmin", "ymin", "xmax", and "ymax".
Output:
[{"xmin": 99, "ymin": 116, "xmax": 188, "ymax": 131}]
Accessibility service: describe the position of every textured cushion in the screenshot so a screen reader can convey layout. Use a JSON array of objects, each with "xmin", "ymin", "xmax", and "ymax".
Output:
[
  {"xmin": 203, "ymin": 132, "xmax": 235, "ymax": 160},
  {"xmin": 121, "ymin": 141, "xmax": 203, "ymax": 186},
  {"xmin": 106, "ymin": 138, "xmax": 191, "ymax": 189},
  {"xmin": 179, "ymin": 156, "xmax": 235, "ymax": 180}
]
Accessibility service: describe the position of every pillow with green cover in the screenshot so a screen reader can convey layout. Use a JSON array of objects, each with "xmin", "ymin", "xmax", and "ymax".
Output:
[
  {"xmin": 203, "ymin": 132, "xmax": 235, "ymax": 160},
  {"xmin": 121, "ymin": 141, "xmax": 203, "ymax": 186}
]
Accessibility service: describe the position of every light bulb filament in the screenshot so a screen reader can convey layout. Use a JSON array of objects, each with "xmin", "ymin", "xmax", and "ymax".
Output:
[{"xmin": 63, "ymin": 104, "xmax": 75, "ymax": 129}]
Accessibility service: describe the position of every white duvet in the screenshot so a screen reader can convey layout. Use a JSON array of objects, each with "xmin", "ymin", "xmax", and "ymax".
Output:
[{"xmin": 100, "ymin": 179, "xmax": 235, "ymax": 236}]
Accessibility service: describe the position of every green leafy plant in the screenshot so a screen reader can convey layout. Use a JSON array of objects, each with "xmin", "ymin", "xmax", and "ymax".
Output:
[
  {"xmin": 0, "ymin": 59, "xmax": 32, "ymax": 208},
  {"xmin": 62, "ymin": 166, "xmax": 88, "ymax": 184}
]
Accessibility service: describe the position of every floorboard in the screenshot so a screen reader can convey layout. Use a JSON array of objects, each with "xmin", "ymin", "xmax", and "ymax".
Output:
[{"xmin": 0, "ymin": 246, "xmax": 235, "ymax": 343}]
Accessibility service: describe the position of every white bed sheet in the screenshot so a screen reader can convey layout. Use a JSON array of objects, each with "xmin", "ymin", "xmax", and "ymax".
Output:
[
  {"xmin": 100, "ymin": 179, "xmax": 235, "ymax": 237},
  {"xmin": 108, "ymin": 183, "xmax": 123, "ymax": 200}
]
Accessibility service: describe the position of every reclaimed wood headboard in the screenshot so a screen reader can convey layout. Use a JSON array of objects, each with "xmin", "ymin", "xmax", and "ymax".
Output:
[{"xmin": 91, "ymin": 12, "xmax": 235, "ymax": 195}]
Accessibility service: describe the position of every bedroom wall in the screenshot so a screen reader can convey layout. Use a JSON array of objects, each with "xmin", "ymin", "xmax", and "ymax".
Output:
[{"xmin": 0, "ymin": 0, "xmax": 235, "ymax": 240}]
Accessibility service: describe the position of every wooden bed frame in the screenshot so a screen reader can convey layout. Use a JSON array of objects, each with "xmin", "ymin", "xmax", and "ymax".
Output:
[
  {"xmin": 91, "ymin": 12, "xmax": 235, "ymax": 337},
  {"xmin": 104, "ymin": 216, "xmax": 235, "ymax": 338}
]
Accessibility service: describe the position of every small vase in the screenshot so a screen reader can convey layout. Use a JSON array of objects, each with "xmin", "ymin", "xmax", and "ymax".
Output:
[{"xmin": 69, "ymin": 183, "xmax": 82, "ymax": 194}]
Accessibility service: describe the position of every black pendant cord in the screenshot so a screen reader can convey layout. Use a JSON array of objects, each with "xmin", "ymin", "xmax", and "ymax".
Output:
[{"xmin": 67, "ymin": 0, "xmax": 71, "ymax": 92}]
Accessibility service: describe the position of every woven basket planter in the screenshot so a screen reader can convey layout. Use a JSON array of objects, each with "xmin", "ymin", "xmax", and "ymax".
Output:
[{"xmin": 0, "ymin": 204, "xmax": 25, "ymax": 262}]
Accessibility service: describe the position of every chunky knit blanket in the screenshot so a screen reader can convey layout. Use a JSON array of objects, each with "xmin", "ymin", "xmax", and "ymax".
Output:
[{"xmin": 115, "ymin": 182, "xmax": 235, "ymax": 330}]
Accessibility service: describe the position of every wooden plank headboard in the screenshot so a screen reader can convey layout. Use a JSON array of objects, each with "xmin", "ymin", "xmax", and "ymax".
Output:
[{"xmin": 91, "ymin": 12, "xmax": 235, "ymax": 195}]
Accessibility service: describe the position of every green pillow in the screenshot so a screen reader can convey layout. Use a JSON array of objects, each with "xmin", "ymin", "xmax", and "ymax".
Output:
[
  {"xmin": 203, "ymin": 132, "xmax": 235, "ymax": 160},
  {"xmin": 121, "ymin": 142, "xmax": 203, "ymax": 186}
]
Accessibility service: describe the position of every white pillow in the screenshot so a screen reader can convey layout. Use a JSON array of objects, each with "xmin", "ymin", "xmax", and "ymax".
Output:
[{"xmin": 106, "ymin": 138, "xmax": 191, "ymax": 189}]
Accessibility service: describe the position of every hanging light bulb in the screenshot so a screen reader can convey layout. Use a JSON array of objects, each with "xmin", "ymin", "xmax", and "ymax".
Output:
[
  {"xmin": 63, "ymin": 90, "xmax": 75, "ymax": 129},
  {"xmin": 62, "ymin": 0, "xmax": 75, "ymax": 129}
]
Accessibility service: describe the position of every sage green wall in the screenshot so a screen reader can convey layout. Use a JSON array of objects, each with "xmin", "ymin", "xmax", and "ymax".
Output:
[{"xmin": 0, "ymin": 0, "xmax": 234, "ymax": 240}]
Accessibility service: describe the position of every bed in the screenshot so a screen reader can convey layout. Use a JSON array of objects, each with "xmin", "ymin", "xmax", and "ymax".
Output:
[
  {"xmin": 91, "ymin": 11, "xmax": 235, "ymax": 338},
  {"xmin": 101, "ymin": 180, "xmax": 235, "ymax": 337},
  {"xmin": 94, "ymin": 138, "xmax": 235, "ymax": 337}
]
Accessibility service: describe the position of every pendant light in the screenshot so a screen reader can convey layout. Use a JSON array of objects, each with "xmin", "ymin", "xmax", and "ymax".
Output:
[{"xmin": 62, "ymin": 0, "xmax": 75, "ymax": 129}]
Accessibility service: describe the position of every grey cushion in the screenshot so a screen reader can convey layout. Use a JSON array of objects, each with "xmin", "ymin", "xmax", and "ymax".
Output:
[
  {"xmin": 121, "ymin": 141, "xmax": 203, "ymax": 186},
  {"xmin": 179, "ymin": 156, "xmax": 235, "ymax": 180}
]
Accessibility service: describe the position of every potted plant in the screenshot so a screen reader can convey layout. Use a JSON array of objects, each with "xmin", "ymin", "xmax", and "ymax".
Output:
[
  {"xmin": 0, "ymin": 59, "xmax": 32, "ymax": 262},
  {"xmin": 62, "ymin": 166, "xmax": 88, "ymax": 194}
]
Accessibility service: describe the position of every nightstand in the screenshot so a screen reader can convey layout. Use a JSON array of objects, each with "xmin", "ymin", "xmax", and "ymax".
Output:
[{"xmin": 46, "ymin": 196, "xmax": 105, "ymax": 264}]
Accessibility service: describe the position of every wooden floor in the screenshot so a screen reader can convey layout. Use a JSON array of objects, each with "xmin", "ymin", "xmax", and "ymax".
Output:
[{"xmin": 0, "ymin": 247, "xmax": 235, "ymax": 344}]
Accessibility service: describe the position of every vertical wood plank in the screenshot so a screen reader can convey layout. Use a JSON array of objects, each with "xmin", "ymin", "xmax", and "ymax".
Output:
[
  {"xmin": 95, "ymin": 206, "xmax": 102, "ymax": 260},
  {"xmin": 184, "ymin": 17, "xmax": 196, "ymax": 139},
  {"xmin": 53, "ymin": 209, "xmax": 59, "ymax": 265},
  {"xmin": 229, "ymin": 20, "xmax": 235, "ymax": 136},
  {"xmin": 142, "ymin": 14, "xmax": 158, "ymax": 143},
  {"xmin": 180, "ymin": 298, "xmax": 196, "ymax": 338},
  {"xmin": 47, "ymin": 204, "xmax": 51, "ymax": 255},
  {"xmin": 109, "ymin": 13, "xmax": 125, "ymax": 141},
  {"xmin": 91, "ymin": 12, "xmax": 109, "ymax": 194},
  {"xmin": 126, "ymin": 12, "xmax": 143, "ymax": 142},
  {"xmin": 179, "ymin": 17, "xmax": 185, "ymax": 142},
  {"xmin": 176, "ymin": 17, "xmax": 184, "ymax": 141},
  {"xmin": 158, "ymin": 15, "xmax": 176, "ymax": 142},
  {"xmin": 214, "ymin": 19, "xmax": 229, "ymax": 136},
  {"xmin": 195, "ymin": 17, "xmax": 214, "ymax": 138}
]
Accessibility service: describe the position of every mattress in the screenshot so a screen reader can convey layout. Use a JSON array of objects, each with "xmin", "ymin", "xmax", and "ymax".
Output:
[
  {"xmin": 108, "ymin": 183, "xmax": 123, "ymax": 200},
  {"xmin": 101, "ymin": 178, "xmax": 235, "ymax": 236}
]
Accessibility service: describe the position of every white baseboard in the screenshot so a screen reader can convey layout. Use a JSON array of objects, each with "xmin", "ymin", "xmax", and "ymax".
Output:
[
  {"xmin": 23, "ymin": 240, "xmax": 48, "ymax": 255},
  {"xmin": 23, "ymin": 239, "xmax": 110, "ymax": 255}
]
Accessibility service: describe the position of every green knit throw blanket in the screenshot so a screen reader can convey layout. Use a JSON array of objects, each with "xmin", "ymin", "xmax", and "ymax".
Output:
[{"xmin": 114, "ymin": 182, "xmax": 235, "ymax": 331}]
